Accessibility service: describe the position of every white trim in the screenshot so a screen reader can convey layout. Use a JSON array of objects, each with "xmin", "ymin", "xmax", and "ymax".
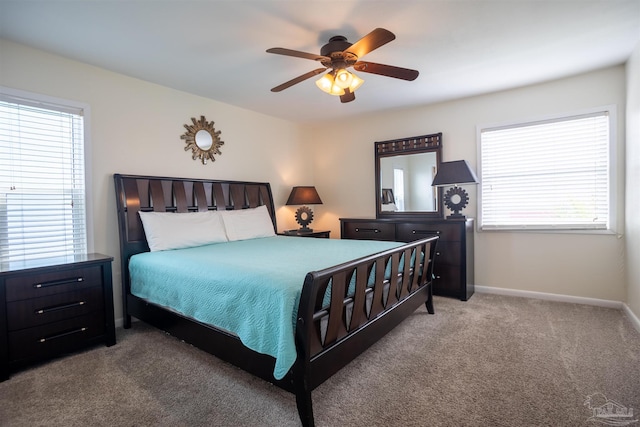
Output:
[
  {"xmin": 475, "ymin": 285, "xmax": 623, "ymax": 309},
  {"xmin": 475, "ymin": 285, "xmax": 640, "ymax": 335},
  {"xmin": 622, "ymin": 304, "xmax": 640, "ymax": 334}
]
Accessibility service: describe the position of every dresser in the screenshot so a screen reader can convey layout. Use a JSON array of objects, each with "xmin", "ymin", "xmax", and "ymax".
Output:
[
  {"xmin": 0, "ymin": 253, "xmax": 115, "ymax": 380},
  {"xmin": 340, "ymin": 218, "xmax": 474, "ymax": 301}
]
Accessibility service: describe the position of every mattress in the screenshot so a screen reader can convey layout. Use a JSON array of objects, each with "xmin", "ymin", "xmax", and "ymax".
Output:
[{"xmin": 129, "ymin": 236, "xmax": 402, "ymax": 379}]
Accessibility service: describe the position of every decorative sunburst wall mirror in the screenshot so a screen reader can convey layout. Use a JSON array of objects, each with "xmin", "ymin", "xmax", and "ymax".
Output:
[{"xmin": 181, "ymin": 116, "xmax": 224, "ymax": 164}]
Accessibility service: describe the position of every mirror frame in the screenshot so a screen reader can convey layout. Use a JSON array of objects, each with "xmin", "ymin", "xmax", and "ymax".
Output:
[
  {"xmin": 181, "ymin": 115, "xmax": 224, "ymax": 165},
  {"xmin": 375, "ymin": 132, "xmax": 443, "ymax": 219}
]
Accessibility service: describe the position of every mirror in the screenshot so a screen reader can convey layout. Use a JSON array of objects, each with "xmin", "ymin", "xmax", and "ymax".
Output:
[
  {"xmin": 375, "ymin": 133, "xmax": 443, "ymax": 219},
  {"xmin": 181, "ymin": 115, "xmax": 224, "ymax": 165},
  {"xmin": 195, "ymin": 129, "xmax": 213, "ymax": 150}
]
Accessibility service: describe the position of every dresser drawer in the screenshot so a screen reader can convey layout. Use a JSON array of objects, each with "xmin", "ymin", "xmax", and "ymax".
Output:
[
  {"xmin": 433, "ymin": 264, "xmax": 462, "ymax": 297},
  {"xmin": 396, "ymin": 222, "xmax": 462, "ymax": 242},
  {"xmin": 433, "ymin": 241, "xmax": 461, "ymax": 266},
  {"xmin": 8, "ymin": 312, "xmax": 105, "ymax": 362},
  {"xmin": 7, "ymin": 286, "xmax": 104, "ymax": 331},
  {"xmin": 5, "ymin": 266, "xmax": 102, "ymax": 302},
  {"xmin": 342, "ymin": 221, "xmax": 396, "ymax": 241}
]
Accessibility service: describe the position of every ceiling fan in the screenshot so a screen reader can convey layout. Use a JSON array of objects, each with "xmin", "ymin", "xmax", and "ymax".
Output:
[{"xmin": 266, "ymin": 28, "xmax": 419, "ymax": 103}]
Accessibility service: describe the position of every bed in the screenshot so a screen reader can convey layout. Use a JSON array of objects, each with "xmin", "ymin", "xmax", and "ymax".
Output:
[{"xmin": 114, "ymin": 174, "xmax": 438, "ymax": 427}]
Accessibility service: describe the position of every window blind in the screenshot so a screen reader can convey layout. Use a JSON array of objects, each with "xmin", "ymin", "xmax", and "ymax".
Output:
[
  {"xmin": 479, "ymin": 111, "xmax": 610, "ymax": 231},
  {"xmin": 0, "ymin": 95, "xmax": 87, "ymax": 263}
]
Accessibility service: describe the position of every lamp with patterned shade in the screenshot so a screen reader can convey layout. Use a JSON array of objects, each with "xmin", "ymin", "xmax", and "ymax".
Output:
[
  {"xmin": 286, "ymin": 186, "xmax": 323, "ymax": 232},
  {"xmin": 431, "ymin": 160, "xmax": 479, "ymax": 219}
]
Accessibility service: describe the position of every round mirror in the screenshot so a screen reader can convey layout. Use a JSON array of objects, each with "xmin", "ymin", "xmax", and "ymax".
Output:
[
  {"xmin": 195, "ymin": 129, "xmax": 213, "ymax": 150},
  {"xmin": 181, "ymin": 116, "xmax": 224, "ymax": 165}
]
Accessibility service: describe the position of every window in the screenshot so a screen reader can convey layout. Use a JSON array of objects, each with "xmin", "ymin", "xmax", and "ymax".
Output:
[
  {"xmin": 479, "ymin": 107, "xmax": 614, "ymax": 232},
  {"xmin": 393, "ymin": 168, "xmax": 405, "ymax": 211},
  {"xmin": 0, "ymin": 88, "xmax": 90, "ymax": 263}
]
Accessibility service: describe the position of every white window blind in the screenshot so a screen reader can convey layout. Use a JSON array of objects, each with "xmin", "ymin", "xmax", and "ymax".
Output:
[
  {"xmin": 479, "ymin": 110, "xmax": 611, "ymax": 231},
  {"xmin": 0, "ymin": 94, "xmax": 87, "ymax": 263}
]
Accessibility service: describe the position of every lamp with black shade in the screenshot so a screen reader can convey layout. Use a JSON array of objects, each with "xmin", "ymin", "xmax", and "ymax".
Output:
[
  {"xmin": 431, "ymin": 160, "xmax": 479, "ymax": 219},
  {"xmin": 286, "ymin": 186, "xmax": 323, "ymax": 232}
]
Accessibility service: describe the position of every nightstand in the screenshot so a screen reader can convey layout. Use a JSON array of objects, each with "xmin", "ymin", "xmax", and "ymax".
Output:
[
  {"xmin": 0, "ymin": 253, "xmax": 115, "ymax": 380},
  {"xmin": 279, "ymin": 230, "xmax": 331, "ymax": 238}
]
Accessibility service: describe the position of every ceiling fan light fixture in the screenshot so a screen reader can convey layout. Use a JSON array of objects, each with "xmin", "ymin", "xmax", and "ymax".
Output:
[
  {"xmin": 315, "ymin": 72, "xmax": 345, "ymax": 96},
  {"xmin": 334, "ymin": 68, "xmax": 353, "ymax": 89},
  {"xmin": 348, "ymin": 72, "xmax": 364, "ymax": 92}
]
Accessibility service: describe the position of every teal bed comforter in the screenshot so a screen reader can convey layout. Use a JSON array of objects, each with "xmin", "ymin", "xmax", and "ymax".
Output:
[{"xmin": 129, "ymin": 236, "xmax": 402, "ymax": 380}]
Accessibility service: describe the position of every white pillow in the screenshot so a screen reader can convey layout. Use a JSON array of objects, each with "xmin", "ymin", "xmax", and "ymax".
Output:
[
  {"xmin": 138, "ymin": 211, "xmax": 228, "ymax": 251},
  {"xmin": 220, "ymin": 205, "xmax": 276, "ymax": 241}
]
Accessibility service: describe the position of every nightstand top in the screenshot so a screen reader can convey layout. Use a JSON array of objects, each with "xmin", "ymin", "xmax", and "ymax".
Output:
[
  {"xmin": 279, "ymin": 230, "xmax": 331, "ymax": 238},
  {"xmin": 0, "ymin": 253, "xmax": 113, "ymax": 275}
]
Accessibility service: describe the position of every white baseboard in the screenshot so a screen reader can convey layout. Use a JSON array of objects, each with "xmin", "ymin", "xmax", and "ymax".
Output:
[
  {"xmin": 622, "ymin": 303, "xmax": 640, "ymax": 333},
  {"xmin": 475, "ymin": 285, "xmax": 640, "ymax": 333}
]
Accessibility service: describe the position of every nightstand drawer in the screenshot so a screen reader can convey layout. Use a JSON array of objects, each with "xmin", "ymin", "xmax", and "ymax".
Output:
[
  {"xmin": 8, "ymin": 312, "xmax": 105, "ymax": 362},
  {"xmin": 7, "ymin": 286, "xmax": 104, "ymax": 330},
  {"xmin": 396, "ymin": 222, "xmax": 462, "ymax": 242},
  {"xmin": 342, "ymin": 221, "xmax": 395, "ymax": 241},
  {"xmin": 5, "ymin": 266, "xmax": 102, "ymax": 302}
]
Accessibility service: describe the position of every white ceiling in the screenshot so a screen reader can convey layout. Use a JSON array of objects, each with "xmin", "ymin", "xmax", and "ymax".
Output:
[{"xmin": 1, "ymin": 1, "xmax": 639, "ymax": 123}]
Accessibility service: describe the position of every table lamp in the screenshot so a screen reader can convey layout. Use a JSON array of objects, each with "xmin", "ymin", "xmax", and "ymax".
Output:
[
  {"xmin": 431, "ymin": 160, "xmax": 479, "ymax": 219},
  {"xmin": 286, "ymin": 186, "xmax": 323, "ymax": 232}
]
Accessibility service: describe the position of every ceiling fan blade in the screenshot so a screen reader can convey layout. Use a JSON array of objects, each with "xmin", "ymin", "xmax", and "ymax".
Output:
[
  {"xmin": 340, "ymin": 88, "xmax": 356, "ymax": 103},
  {"xmin": 270, "ymin": 68, "xmax": 327, "ymax": 92},
  {"xmin": 353, "ymin": 61, "xmax": 419, "ymax": 81},
  {"xmin": 345, "ymin": 28, "xmax": 396, "ymax": 59},
  {"xmin": 266, "ymin": 47, "xmax": 329, "ymax": 62}
]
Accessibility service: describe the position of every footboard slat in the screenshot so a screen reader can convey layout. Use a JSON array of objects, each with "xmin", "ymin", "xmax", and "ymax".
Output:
[
  {"xmin": 349, "ymin": 263, "xmax": 369, "ymax": 330},
  {"xmin": 324, "ymin": 271, "xmax": 348, "ymax": 346}
]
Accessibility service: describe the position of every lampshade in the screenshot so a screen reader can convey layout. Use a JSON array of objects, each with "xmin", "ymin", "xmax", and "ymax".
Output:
[
  {"xmin": 286, "ymin": 186, "xmax": 323, "ymax": 205},
  {"xmin": 316, "ymin": 70, "xmax": 364, "ymax": 96},
  {"xmin": 315, "ymin": 72, "xmax": 345, "ymax": 96},
  {"xmin": 432, "ymin": 160, "xmax": 479, "ymax": 187}
]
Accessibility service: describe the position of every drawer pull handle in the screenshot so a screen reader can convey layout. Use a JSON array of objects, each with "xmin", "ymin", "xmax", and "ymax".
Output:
[
  {"xmin": 34, "ymin": 277, "xmax": 84, "ymax": 288},
  {"xmin": 355, "ymin": 228, "xmax": 380, "ymax": 233},
  {"xmin": 36, "ymin": 301, "xmax": 85, "ymax": 314},
  {"xmin": 39, "ymin": 327, "xmax": 88, "ymax": 343},
  {"xmin": 436, "ymin": 252, "xmax": 441, "ymax": 256},
  {"xmin": 411, "ymin": 230, "xmax": 440, "ymax": 235}
]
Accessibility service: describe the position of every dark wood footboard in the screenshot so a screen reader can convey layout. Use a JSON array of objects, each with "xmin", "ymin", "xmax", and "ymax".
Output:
[
  {"xmin": 114, "ymin": 174, "xmax": 438, "ymax": 427},
  {"xmin": 293, "ymin": 236, "xmax": 438, "ymax": 425}
]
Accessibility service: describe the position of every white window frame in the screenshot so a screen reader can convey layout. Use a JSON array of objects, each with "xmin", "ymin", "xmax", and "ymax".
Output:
[
  {"xmin": 477, "ymin": 105, "xmax": 617, "ymax": 234},
  {"xmin": 0, "ymin": 86, "xmax": 94, "ymax": 263}
]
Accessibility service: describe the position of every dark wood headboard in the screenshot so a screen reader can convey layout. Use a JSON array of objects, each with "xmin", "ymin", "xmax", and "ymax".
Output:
[{"xmin": 113, "ymin": 174, "xmax": 276, "ymax": 292}]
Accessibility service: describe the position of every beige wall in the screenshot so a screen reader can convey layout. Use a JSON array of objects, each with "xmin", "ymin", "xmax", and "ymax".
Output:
[
  {"xmin": 0, "ymin": 39, "xmax": 309, "ymax": 322},
  {"xmin": 0, "ymin": 38, "xmax": 633, "ymax": 320},
  {"xmin": 626, "ymin": 42, "xmax": 640, "ymax": 318},
  {"xmin": 306, "ymin": 66, "xmax": 627, "ymax": 302}
]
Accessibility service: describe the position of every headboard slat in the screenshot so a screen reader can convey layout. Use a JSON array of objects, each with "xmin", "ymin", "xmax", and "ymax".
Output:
[
  {"xmin": 149, "ymin": 180, "xmax": 166, "ymax": 212},
  {"xmin": 194, "ymin": 182, "xmax": 208, "ymax": 212},
  {"xmin": 230, "ymin": 184, "xmax": 245, "ymax": 209},
  {"xmin": 173, "ymin": 181, "xmax": 188, "ymax": 212},
  {"xmin": 212, "ymin": 182, "xmax": 226, "ymax": 210},
  {"xmin": 123, "ymin": 178, "xmax": 142, "ymax": 241},
  {"xmin": 246, "ymin": 185, "xmax": 260, "ymax": 208}
]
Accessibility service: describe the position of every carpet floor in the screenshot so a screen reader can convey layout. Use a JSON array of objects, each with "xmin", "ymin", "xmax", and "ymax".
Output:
[{"xmin": 1, "ymin": 293, "xmax": 639, "ymax": 426}]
